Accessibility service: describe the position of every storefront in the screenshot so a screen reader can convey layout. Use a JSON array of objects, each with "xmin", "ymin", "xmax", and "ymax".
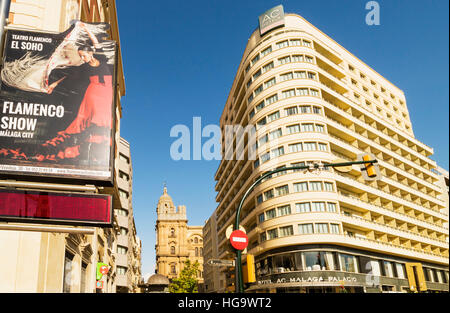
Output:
[{"xmin": 247, "ymin": 244, "xmax": 449, "ymax": 293}]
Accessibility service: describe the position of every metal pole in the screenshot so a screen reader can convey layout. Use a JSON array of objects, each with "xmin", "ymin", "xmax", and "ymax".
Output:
[{"xmin": 233, "ymin": 159, "xmax": 377, "ymax": 293}]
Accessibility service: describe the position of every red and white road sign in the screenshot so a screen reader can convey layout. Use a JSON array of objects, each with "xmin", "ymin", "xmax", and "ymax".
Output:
[
  {"xmin": 99, "ymin": 265, "xmax": 109, "ymax": 275},
  {"xmin": 229, "ymin": 230, "xmax": 248, "ymax": 250}
]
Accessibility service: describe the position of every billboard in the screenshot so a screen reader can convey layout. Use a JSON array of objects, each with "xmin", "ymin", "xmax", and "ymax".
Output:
[
  {"xmin": 0, "ymin": 21, "xmax": 117, "ymax": 184},
  {"xmin": 0, "ymin": 189, "xmax": 112, "ymax": 227},
  {"xmin": 259, "ymin": 5, "xmax": 285, "ymax": 36}
]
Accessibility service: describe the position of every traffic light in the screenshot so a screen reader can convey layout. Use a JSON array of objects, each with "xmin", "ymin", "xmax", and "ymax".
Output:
[
  {"xmin": 357, "ymin": 153, "xmax": 381, "ymax": 180},
  {"xmin": 242, "ymin": 254, "xmax": 256, "ymax": 283}
]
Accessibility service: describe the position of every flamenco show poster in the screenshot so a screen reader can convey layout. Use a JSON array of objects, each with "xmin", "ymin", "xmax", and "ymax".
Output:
[{"xmin": 0, "ymin": 21, "xmax": 117, "ymax": 183}]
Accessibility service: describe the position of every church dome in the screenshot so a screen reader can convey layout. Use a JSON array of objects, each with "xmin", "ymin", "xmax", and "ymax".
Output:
[
  {"xmin": 158, "ymin": 186, "xmax": 174, "ymax": 206},
  {"xmin": 147, "ymin": 273, "xmax": 170, "ymax": 286}
]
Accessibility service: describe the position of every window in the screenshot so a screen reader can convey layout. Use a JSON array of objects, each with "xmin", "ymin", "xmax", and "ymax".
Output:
[
  {"xmin": 294, "ymin": 71, "xmax": 306, "ymax": 79},
  {"xmin": 115, "ymin": 208, "xmax": 128, "ymax": 216},
  {"xmin": 395, "ymin": 263, "xmax": 406, "ymax": 279},
  {"xmin": 288, "ymin": 143, "xmax": 302, "ymax": 153},
  {"xmin": 324, "ymin": 182, "xmax": 334, "ymax": 192},
  {"xmin": 280, "ymin": 72, "xmax": 293, "ymax": 81},
  {"xmin": 261, "ymin": 46, "xmax": 272, "ymax": 57},
  {"xmin": 119, "ymin": 171, "xmax": 129, "ymax": 181},
  {"xmin": 300, "ymin": 106, "xmax": 312, "ymax": 113},
  {"xmin": 277, "ymin": 40, "xmax": 289, "ymax": 49},
  {"xmin": 245, "ymin": 64, "xmax": 251, "ymax": 73},
  {"xmin": 119, "ymin": 189, "xmax": 128, "ymax": 199},
  {"xmin": 63, "ymin": 252, "xmax": 74, "ymax": 293},
  {"xmin": 293, "ymin": 182, "xmax": 308, "ymax": 192},
  {"xmin": 302, "ymin": 40, "xmax": 312, "ymax": 47},
  {"xmin": 195, "ymin": 247, "xmax": 199, "ymax": 257},
  {"xmin": 310, "ymin": 89, "xmax": 319, "ymax": 97},
  {"xmin": 277, "ymin": 205, "xmax": 291, "ymax": 216},
  {"xmin": 316, "ymin": 223, "xmax": 329, "ymax": 233},
  {"xmin": 310, "ymin": 181, "xmax": 322, "ymax": 191},
  {"xmin": 256, "ymin": 117, "xmax": 266, "ymax": 129},
  {"xmin": 305, "ymin": 56, "xmax": 314, "ymax": 63},
  {"xmin": 119, "ymin": 153, "xmax": 129, "ymax": 163},
  {"xmin": 311, "ymin": 202, "xmax": 326, "ymax": 212},
  {"xmin": 254, "ymin": 84, "xmax": 263, "ymax": 96},
  {"xmin": 275, "ymin": 185, "xmax": 289, "ymax": 196},
  {"xmin": 248, "ymin": 94, "xmax": 254, "ymax": 103},
  {"xmin": 194, "ymin": 237, "xmax": 198, "ymax": 244},
  {"xmin": 257, "ymin": 194, "xmax": 263, "ymax": 204},
  {"xmin": 296, "ymin": 202, "xmax": 311, "ymax": 213},
  {"xmin": 279, "ymin": 225, "xmax": 294, "ymax": 237},
  {"xmin": 251, "ymin": 54, "xmax": 260, "ymax": 66},
  {"xmin": 264, "ymin": 77, "xmax": 276, "ymax": 89},
  {"xmin": 267, "ymin": 111, "xmax": 280, "ymax": 122},
  {"xmin": 282, "ymin": 89, "xmax": 296, "ymax": 98},
  {"xmin": 170, "ymin": 265, "xmax": 177, "ymax": 274},
  {"xmin": 291, "ymin": 161, "xmax": 305, "ymax": 172},
  {"xmin": 304, "ymin": 142, "xmax": 317, "ymax": 151},
  {"xmin": 117, "ymin": 245, "xmax": 127, "ymax": 254},
  {"xmin": 262, "ymin": 62, "xmax": 274, "ymax": 73},
  {"xmin": 264, "ymin": 189, "xmax": 274, "ymax": 200},
  {"xmin": 170, "ymin": 246, "xmax": 176, "ymax": 254},
  {"xmin": 327, "ymin": 203, "xmax": 337, "ymax": 213},
  {"xmin": 260, "ymin": 232, "xmax": 267, "ymax": 242},
  {"xmin": 298, "ymin": 223, "xmax": 314, "ymax": 234},
  {"xmin": 267, "ymin": 228, "xmax": 278, "ymax": 240},
  {"xmin": 303, "ymin": 252, "xmax": 337, "ymax": 270},
  {"xmin": 340, "ymin": 254, "xmax": 358, "ymax": 272},
  {"xmin": 301, "ymin": 123, "xmax": 314, "ymax": 132},
  {"xmin": 253, "ymin": 159, "xmax": 260, "ymax": 168},
  {"xmin": 265, "ymin": 94, "xmax": 278, "ymax": 105},
  {"xmin": 292, "ymin": 54, "xmax": 304, "ymax": 62},
  {"xmin": 308, "ymin": 72, "xmax": 316, "ymax": 80},
  {"xmin": 297, "ymin": 88, "xmax": 309, "ymax": 96},
  {"xmin": 315, "ymin": 124, "xmax": 325, "ymax": 133},
  {"xmin": 330, "ymin": 224, "xmax": 340, "ymax": 234},
  {"xmin": 290, "ymin": 39, "xmax": 301, "ymax": 46},
  {"xmin": 119, "ymin": 227, "xmax": 128, "ymax": 235},
  {"xmin": 253, "ymin": 69, "xmax": 261, "ymax": 80},
  {"xmin": 268, "ymin": 129, "xmax": 282, "ymax": 140},
  {"xmin": 117, "ymin": 266, "xmax": 127, "ymax": 275},
  {"xmin": 260, "ymin": 152, "xmax": 270, "ymax": 163},
  {"xmin": 271, "ymin": 146, "xmax": 284, "ymax": 158},
  {"xmin": 285, "ymin": 106, "xmax": 298, "ymax": 116},
  {"xmin": 255, "ymin": 101, "xmax": 265, "ymax": 112},
  {"xmin": 258, "ymin": 213, "xmax": 265, "ymax": 223},
  {"xmin": 258, "ymin": 134, "xmax": 268, "ymax": 146},
  {"xmin": 279, "ymin": 56, "xmax": 291, "ymax": 65},
  {"xmin": 247, "ymin": 79, "xmax": 252, "ymax": 89},
  {"xmin": 383, "ymin": 261, "xmax": 394, "ymax": 278},
  {"xmin": 286, "ymin": 124, "xmax": 300, "ymax": 134},
  {"xmin": 313, "ymin": 106, "xmax": 322, "ymax": 114}
]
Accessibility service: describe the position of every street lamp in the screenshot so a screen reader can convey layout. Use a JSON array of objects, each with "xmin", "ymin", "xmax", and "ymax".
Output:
[{"xmin": 233, "ymin": 157, "xmax": 379, "ymax": 293}]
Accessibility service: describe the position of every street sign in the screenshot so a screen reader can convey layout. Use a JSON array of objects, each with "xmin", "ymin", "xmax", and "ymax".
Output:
[
  {"xmin": 207, "ymin": 259, "xmax": 235, "ymax": 267},
  {"xmin": 99, "ymin": 265, "xmax": 109, "ymax": 275},
  {"xmin": 230, "ymin": 230, "xmax": 248, "ymax": 251},
  {"xmin": 96, "ymin": 281, "xmax": 103, "ymax": 289}
]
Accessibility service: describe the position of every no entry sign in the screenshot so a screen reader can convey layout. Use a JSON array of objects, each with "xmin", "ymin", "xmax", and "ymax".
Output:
[{"xmin": 229, "ymin": 230, "xmax": 248, "ymax": 250}]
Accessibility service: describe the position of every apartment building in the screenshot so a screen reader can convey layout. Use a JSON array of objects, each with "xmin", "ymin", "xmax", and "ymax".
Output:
[
  {"xmin": 114, "ymin": 138, "xmax": 142, "ymax": 293},
  {"xmin": 207, "ymin": 7, "xmax": 449, "ymax": 293},
  {"xmin": 0, "ymin": 1, "xmax": 141, "ymax": 293}
]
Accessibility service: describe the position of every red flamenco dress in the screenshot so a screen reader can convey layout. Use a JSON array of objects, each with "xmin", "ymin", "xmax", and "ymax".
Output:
[{"xmin": 36, "ymin": 58, "xmax": 113, "ymax": 166}]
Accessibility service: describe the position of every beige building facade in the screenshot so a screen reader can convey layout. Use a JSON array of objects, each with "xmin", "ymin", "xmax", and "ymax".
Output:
[
  {"xmin": 0, "ymin": 1, "xmax": 141, "ymax": 293},
  {"xmin": 207, "ymin": 9, "xmax": 449, "ymax": 293},
  {"xmin": 155, "ymin": 187, "xmax": 204, "ymax": 286}
]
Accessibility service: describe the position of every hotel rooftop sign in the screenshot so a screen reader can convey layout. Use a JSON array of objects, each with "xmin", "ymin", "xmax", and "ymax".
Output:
[{"xmin": 259, "ymin": 5, "xmax": 285, "ymax": 36}]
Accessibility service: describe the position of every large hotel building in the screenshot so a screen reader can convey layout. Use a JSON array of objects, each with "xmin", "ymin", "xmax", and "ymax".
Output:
[{"xmin": 204, "ymin": 7, "xmax": 449, "ymax": 293}]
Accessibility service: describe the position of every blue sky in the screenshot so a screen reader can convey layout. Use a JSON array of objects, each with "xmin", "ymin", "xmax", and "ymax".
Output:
[{"xmin": 115, "ymin": 0, "xmax": 449, "ymax": 278}]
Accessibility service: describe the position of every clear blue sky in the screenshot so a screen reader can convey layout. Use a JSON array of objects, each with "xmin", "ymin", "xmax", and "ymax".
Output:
[{"xmin": 115, "ymin": 0, "xmax": 449, "ymax": 278}]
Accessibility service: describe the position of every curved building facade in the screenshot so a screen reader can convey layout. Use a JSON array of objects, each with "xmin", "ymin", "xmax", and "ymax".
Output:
[{"xmin": 208, "ymin": 10, "xmax": 449, "ymax": 293}]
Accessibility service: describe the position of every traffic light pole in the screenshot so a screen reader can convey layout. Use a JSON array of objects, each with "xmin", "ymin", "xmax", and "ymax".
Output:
[{"xmin": 233, "ymin": 159, "xmax": 378, "ymax": 293}]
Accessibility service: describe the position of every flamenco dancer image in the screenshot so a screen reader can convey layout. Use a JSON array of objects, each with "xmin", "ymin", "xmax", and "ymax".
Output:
[{"xmin": 0, "ymin": 21, "xmax": 115, "ymax": 167}]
